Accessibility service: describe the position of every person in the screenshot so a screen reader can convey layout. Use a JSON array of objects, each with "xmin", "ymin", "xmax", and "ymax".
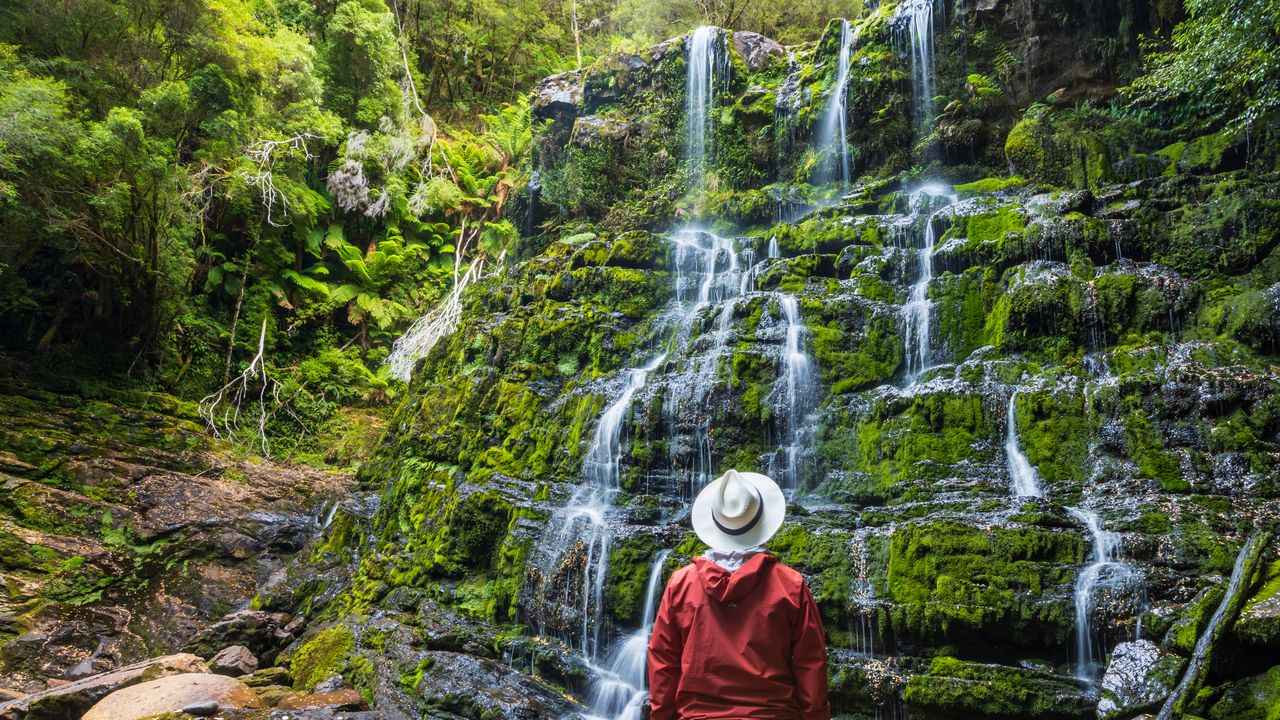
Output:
[{"xmin": 648, "ymin": 469, "xmax": 830, "ymax": 720}]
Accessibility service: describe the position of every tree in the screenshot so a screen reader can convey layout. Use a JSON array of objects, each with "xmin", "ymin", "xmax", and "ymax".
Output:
[{"xmin": 1130, "ymin": 0, "xmax": 1280, "ymax": 129}]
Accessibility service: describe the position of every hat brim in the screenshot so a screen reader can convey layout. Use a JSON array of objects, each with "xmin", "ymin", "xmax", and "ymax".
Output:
[{"xmin": 691, "ymin": 471, "xmax": 787, "ymax": 552}]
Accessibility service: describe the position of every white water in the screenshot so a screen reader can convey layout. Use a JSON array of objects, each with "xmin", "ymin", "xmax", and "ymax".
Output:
[
  {"xmin": 548, "ymin": 353, "xmax": 666, "ymax": 660},
  {"xmin": 685, "ymin": 26, "xmax": 725, "ymax": 185},
  {"xmin": 814, "ymin": 19, "xmax": 856, "ymax": 189},
  {"xmin": 898, "ymin": 0, "xmax": 938, "ymax": 133},
  {"xmin": 903, "ymin": 185, "xmax": 955, "ymax": 382},
  {"xmin": 585, "ymin": 549, "xmax": 672, "ymax": 720},
  {"xmin": 1068, "ymin": 506, "xmax": 1148, "ymax": 683},
  {"xmin": 1005, "ymin": 390, "xmax": 1045, "ymax": 498},
  {"xmin": 666, "ymin": 229, "xmax": 749, "ymax": 497},
  {"xmin": 768, "ymin": 294, "xmax": 818, "ymax": 489}
]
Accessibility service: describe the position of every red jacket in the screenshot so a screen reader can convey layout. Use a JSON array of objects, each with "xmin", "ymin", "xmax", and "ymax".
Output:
[{"xmin": 647, "ymin": 552, "xmax": 830, "ymax": 720}]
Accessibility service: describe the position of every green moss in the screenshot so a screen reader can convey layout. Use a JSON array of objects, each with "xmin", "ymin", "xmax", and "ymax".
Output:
[
  {"xmin": 604, "ymin": 535, "xmax": 663, "ymax": 625},
  {"xmin": 1235, "ymin": 561, "xmax": 1280, "ymax": 647},
  {"xmin": 1125, "ymin": 411, "xmax": 1188, "ymax": 492},
  {"xmin": 954, "ymin": 176, "xmax": 1029, "ymax": 196},
  {"xmin": 1208, "ymin": 664, "xmax": 1280, "ymax": 720},
  {"xmin": 884, "ymin": 520, "xmax": 1081, "ymax": 643},
  {"xmin": 1013, "ymin": 389, "xmax": 1090, "ymax": 486},
  {"xmin": 1005, "ymin": 118, "xmax": 1046, "ymax": 178},
  {"xmin": 904, "ymin": 656, "xmax": 1091, "ymax": 718},
  {"xmin": 290, "ymin": 625, "xmax": 356, "ymax": 691}
]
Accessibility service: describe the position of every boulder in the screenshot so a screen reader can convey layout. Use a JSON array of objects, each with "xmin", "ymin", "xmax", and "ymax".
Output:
[
  {"xmin": 81, "ymin": 673, "xmax": 263, "ymax": 720},
  {"xmin": 276, "ymin": 688, "xmax": 365, "ymax": 710},
  {"xmin": 0, "ymin": 653, "xmax": 207, "ymax": 720},
  {"xmin": 1097, "ymin": 640, "xmax": 1186, "ymax": 720},
  {"xmin": 732, "ymin": 30, "xmax": 784, "ymax": 71},
  {"xmin": 570, "ymin": 115, "xmax": 638, "ymax": 149},
  {"xmin": 530, "ymin": 70, "xmax": 582, "ymax": 124},
  {"xmin": 208, "ymin": 645, "xmax": 258, "ymax": 677}
]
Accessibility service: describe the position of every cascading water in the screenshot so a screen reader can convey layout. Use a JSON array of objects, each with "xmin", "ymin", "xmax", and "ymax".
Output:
[
  {"xmin": 902, "ymin": 185, "xmax": 955, "ymax": 382},
  {"xmin": 666, "ymin": 229, "xmax": 750, "ymax": 497},
  {"xmin": 896, "ymin": 0, "xmax": 938, "ymax": 134},
  {"xmin": 542, "ymin": 353, "xmax": 666, "ymax": 659},
  {"xmin": 585, "ymin": 549, "xmax": 672, "ymax": 720},
  {"xmin": 1066, "ymin": 506, "xmax": 1146, "ymax": 682},
  {"xmin": 814, "ymin": 19, "xmax": 856, "ymax": 189},
  {"xmin": 768, "ymin": 294, "xmax": 818, "ymax": 489},
  {"xmin": 685, "ymin": 26, "xmax": 727, "ymax": 186},
  {"xmin": 1005, "ymin": 390, "xmax": 1045, "ymax": 498}
]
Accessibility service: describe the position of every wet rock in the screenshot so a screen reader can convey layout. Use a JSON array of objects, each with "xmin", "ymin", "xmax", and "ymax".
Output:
[
  {"xmin": 276, "ymin": 688, "xmax": 365, "ymax": 710},
  {"xmin": 1097, "ymin": 640, "xmax": 1185, "ymax": 720},
  {"xmin": 902, "ymin": 657, "xmax": 1092, "ymax": 719},
  {"xmin": 209, "ymin": 646, "xmax": 257, "ymax": 677},
  {"xmin": 732, "ymin": 30, "xmax": 784, "ymax": 71},
  {"xmin": 183, "ymin": 610, "xmax": 297, "ymax": 665},
  {"xmin": 406, "ymin": 651, "xmax": 582, "ymax": 719},
  {"xmin": 0, "ymin": 653, "xmax": 208, "ymax": 720},
  {"xmin": 81, "ymin": 673, "xmax": 263, "ymax": 720}
]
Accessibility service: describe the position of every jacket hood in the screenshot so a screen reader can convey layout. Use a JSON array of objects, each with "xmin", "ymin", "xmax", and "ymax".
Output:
[{"xmin": 692, "ymin": 552, "xmax": 776, "ymax": 603}]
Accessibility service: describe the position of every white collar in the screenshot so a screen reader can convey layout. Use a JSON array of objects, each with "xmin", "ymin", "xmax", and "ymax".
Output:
[{"xmin": 703, "ymin": 546, "xmax": 765, "ymax": 572}]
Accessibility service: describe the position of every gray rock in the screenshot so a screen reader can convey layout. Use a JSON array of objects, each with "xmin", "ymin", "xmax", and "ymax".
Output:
[
  {"xmin": 732, "ymin": 30, "xmax": 784, "ymax": 71},
  {"xmin": 1097, "ymin": 640, "xmax": 1185, "ymax": 720},
  {"xmin": 209, "ymin": 645, "xmax": 258, "ymax": 677},
  {"xmin": 181, "ymin": 699, "xmax": 220, "ymax": 716},
  {"xmin": 531, "ymin": 70, "xmax": 582, "ymax": 123},
  {"xmin": 570, "ymin": 116, "xmax": 637, "ymax": 148}
]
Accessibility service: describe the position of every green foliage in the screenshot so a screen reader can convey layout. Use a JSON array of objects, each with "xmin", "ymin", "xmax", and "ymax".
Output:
[{"xmin": 1130, "ymin": 0, "xmax": 1280, "ymax": 129}]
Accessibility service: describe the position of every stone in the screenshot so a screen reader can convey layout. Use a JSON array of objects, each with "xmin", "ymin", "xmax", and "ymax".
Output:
[
  {"xmin": 276, "ymin": 688, "xmax": 366, "ymax": 710},
  {"xmin": 0, "ymin": 653, "xmax": 208, "ymax": 720},
  {"xmin": 570, "ymin": 115, "xmax": 637, "ymax": 149},
  {"xmin": 209, "ymin": 645, "xmax": 258, "ymax": 677},
  {"xmin": 1097, "ymin": 640, "xmax": 1186, "ymax": 720},
  {"xmin": 182, "ymin": 610, "xmax": 296, "ymax": 664},
  {"xmin": 530, "ymin": 70, "xmax": 582, "ymax": 123},
  {"xmin": 180, "ymin": 699, "xmax": 220, "ymax": 716},
  {"xmin": 81, "ymin": 673, "xmax": 263, "ymax": 720},
  {"xmin": 242, "ymin": 666, "xmax": 291, "ymax": 687},
  {"xmin": 732, "ymin": 30, "xmax": 784, "ymax": 71}
]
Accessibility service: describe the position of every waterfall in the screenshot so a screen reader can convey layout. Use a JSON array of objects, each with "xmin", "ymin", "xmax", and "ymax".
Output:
[
  {"xmin": 1067, "ymin": 506, "xmax": 1147, "ymax": 682},
  {"xmin": 685, "ymin": 26, "xmax": 727, "ymax": 186},
  {"xmin": 666, "ymin": 229, "xmax": 749, "ymax": 497},
  {"xmin": 585, "ymin": 550, "xmax": 672, "ymax": 720},
  {"xmin": 1005, "ymin": 390, "xmax": 1045, "ymax": 499},
  {"xmin": 768, "ymin": 294, "xmax": 818, "ymax": 489},
  {"xmin": 896, "ymin": 0, "xmax": 938, "ymax": 134},
  {"xmin": 540, "ymin": 353, "xmax": 665, "ymax": 659},
  {"xmin": 814, "ymin": 19, "xmax": 856, "ymax": 189},
  {"xmin": 903, "ymin": 185, "xmax": 955, "ymax": 382}
]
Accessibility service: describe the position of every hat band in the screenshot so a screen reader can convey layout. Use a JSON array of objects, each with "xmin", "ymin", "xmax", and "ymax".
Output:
[{"xmin": 712, "ymin": 485, "xmax": 763, "ymax": 537}]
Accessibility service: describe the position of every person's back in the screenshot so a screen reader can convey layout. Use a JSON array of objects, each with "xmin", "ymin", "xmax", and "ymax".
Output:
[{"xmin": 648, "ymin": 470, "xmax": 830, "ymax": 720}]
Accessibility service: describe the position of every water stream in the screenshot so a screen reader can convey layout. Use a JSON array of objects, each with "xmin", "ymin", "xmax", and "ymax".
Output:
[
  {"xmin": 814, "ymin": 19, "xmax": 856, "ymax": 189},
  {"xmin": 585, "ymin": 549, "xmax": 672, "ymax": 720},
  {"xmin": 903, "ymin": 185, "xmax": 955, "ymax": 382},
  {"xmin": 685, "ymin": 26, "xmax": 727, "ymax": 185},
  {"xmin": 1005, "ymin": 390, "xmax": 1045, "ymax": 499},
  {"xmin": 895, "ymin": 0, "xmax": 939, "ymax": 134}
]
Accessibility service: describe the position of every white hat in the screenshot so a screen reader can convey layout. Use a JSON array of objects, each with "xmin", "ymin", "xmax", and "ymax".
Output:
[{"xmin": 692, "ymin": 469, "xmax": 787, "ymax": 552}]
